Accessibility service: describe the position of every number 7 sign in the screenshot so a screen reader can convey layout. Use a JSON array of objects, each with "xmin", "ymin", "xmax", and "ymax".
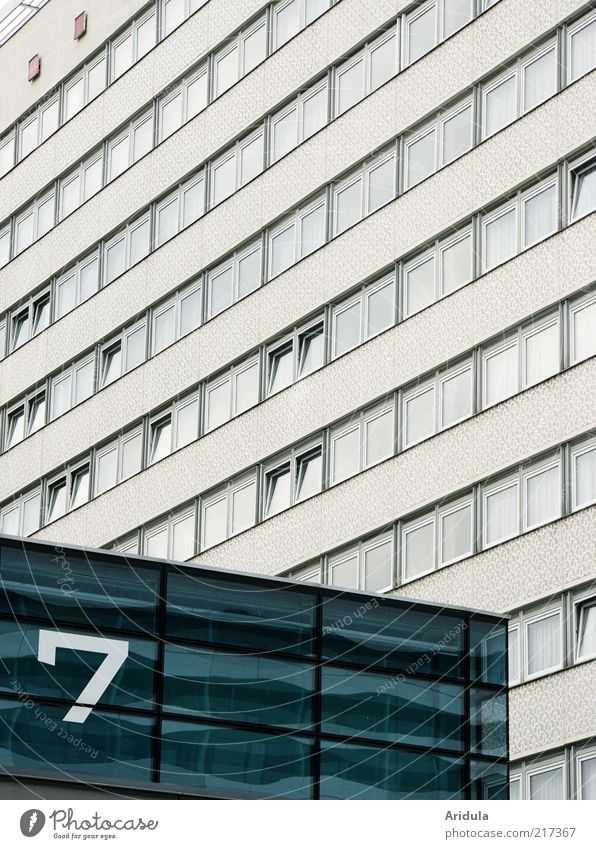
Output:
[{"xmin": 37, "ymin": 630, "xmax": 129, "ymax": 723}]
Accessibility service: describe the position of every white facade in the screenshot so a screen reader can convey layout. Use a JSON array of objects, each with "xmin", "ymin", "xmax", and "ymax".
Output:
[{"xmin": 0, "ymin": 0, "xmax": 594, "ymax": 798}]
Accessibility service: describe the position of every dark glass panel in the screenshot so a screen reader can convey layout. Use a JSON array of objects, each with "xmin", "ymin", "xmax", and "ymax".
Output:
[
  {"xmin": 470, "ymin": 759, "xmax": 508, "ymax": 799},
  {"xmin": 166, "ymin": 569, "xmax": 315, "ymax": 655},
  {"xmin": 160, "ymin": 719, "xmax": 312, "ymax": 798},
  {"xmin": 0, "ymin": 698, "xmax": 154, "ymax": 781},
  {"xmin": 396, "ymin": 750, "xmax": 464, "ymax": 799},
  {"xmin": 470, "ymin": 618, "xmax": 507, "ymax": 684},
  {"xmin": 322, "ymin": 597, "xmax": 465, "ymax": 677},
  {"xmin": 396, "ymin": 677, "xmax": 464, "ymax": 750},
  {"xmin": 0, "ymin": 621, "xmax": 157, "ymax": 711},
  {"xmin": 470, "ymin": 688, "xmax": 507, "ymax": 757},
  {"xmin": 163, "ymin": 643, "xmax": 313, "ymax": 729},
  {"xmin": 0, "ymin": 540, "xmax": 159, "ymax": 632}
]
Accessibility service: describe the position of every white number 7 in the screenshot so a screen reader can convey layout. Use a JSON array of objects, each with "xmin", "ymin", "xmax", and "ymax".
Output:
[{"xmin": 37, "ymin": 630, "xmax": 129, "ymax": 724}]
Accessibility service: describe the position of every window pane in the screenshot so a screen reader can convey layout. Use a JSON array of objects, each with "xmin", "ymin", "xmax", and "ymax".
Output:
[
  {"xmin": 270, "ymin": 224, "xmax": 295, "ymax": 277},
  {"xmin": 523, "ymin": 48, "xmax": 556, "ymax": 112},
  {"xmin": 296, "ymin": 450, "xmax": 322, "ymax": 501},
  {"xmin": 243, "ymin": 24, "xmax": 266, "ymax": 74},
  {"xmin": 571, "ymin": 162, "xmax": 596, "ymax": 220},
  {"xmin": 571, "ymin": 298, "xmax": 596, "ymax": 363},
  {"xmin": 364, "ymin": 409, "xmax": 393, "ymax": 466},
  {"xmin": 231, "ymin": 482, "xmax": 256, "ymax": 534},
  {"xmin": 102, "ymin": 345, "xmax": 121, "ymax": 385},
  {"xmin": 332, "ymin": 427, "xmax": 360, "ymax": 483},
  {"xmin": 83, "ymin": 157, "xmax": 103, "ymax": 199},
  {"xmin": 20, "ymin": 117, "xmax": 38, "ymax": 158},
  {"xmin": 525, "ymin": 464, "xmax": 560, "ymax": 528},
  {"xmin": 406, "ymin": 130, "xmax": 436, "ymax": 188},
  {"xmin": 65, "ymin": 77, "xmax": 84, "ymax": 120},
  {"xmin": 577, "ymin": 604, "xmax": 596, "ymax": 660},
  {"xmin": 136, "ymin": 14, "xmax": 156, "ymax": 58},
  {"xmin": 441, "ymin": 234, "xmax": 472, "ymax": 295},
  {"xmin": 407, "ymin": 6, "xmax": 436, "ymax": 64},
  {"xmin": 484, "ymin": 343, "xmax": 518, "ymax": 406},
  {"xmin": 238, "ymin": 246, "xmax": 261, "ymax": 298},
  {"xmin": 61, "ymin": 176, "xmax": 80, "ymax": 218},
  {"xmin": 331, "ymin": 553, "xmax": 358, "ymax": 589},
  {"xmin": 441, "ymin": 503, "xmax": 472, "ymax": 564},
  {"xmin": 0, "ymin": 135, "xmax": 15, "ymax": 175},
  {"xmin": 146, "ymin": 526, "xmax": 168, "ymax": 559},
  {"xmin": 129, "ymin": 219, "xmax": 150, "ymax": 265},
  {"xmin": 235, "ymin": 363, "xmax": 259, "ymax": 414},
  {"xmin": 404, "ymin": 386, "xmax": 435, "ymax": 446},
  {"xmin": 121, "ymin": 433, "xmax": 142, "ymax": 480},
  {"xmin": 87, "ymin": 60, "xmax": 106, "ymax": 101},
  {"xmin": 212, "ymin": 154, "xmax": 236, "ymax": 205},
  {"xmin": 150, "ymin": 418, "xmax": 172, "ymax": 463},
  {"xmin": 333, "ymin": 301, "xmax": 360, "ymax": 356},
  {"xmin": 508, "ymin": 628, "xmax": 519, "ymax": 682},
  {"xmin": 268, "ymin": 344, "xmax": 293, "ymax": 395},
  {"xmin": 441, "ymin": 367, "xmax": 472, "ymax": 427},
  {"xmin": 442, "ymin": 105, "xmax": 472, "ymax": 164},
  {"xmin": 405, "ymin": 255, "xmax": 435, "ymax": 315},
  {"xmin": 368, "ymin": 156, "xmax": 394, "ymax": 212},
  {"xmin": 272, "ymin": 108, "xmax": 297, "ymax": 161},
  {"xmin": 22, "ymin": 494, "xmax": 41, "ymax": 535},
  {"xmin": 108, "ymin": 135, "xmax": 129, "ymax": 181},
  {"xmin": 574, "ymin": 446, "xmax": 596, "ymax": 508},
  {"xmin": 443, "ymin": 0, "xmax": 472, "ymax": 38},
  {"xmin": 113, "ymin": 35, "xmax": 133, "ymax": 77},
  {"xmin": 335, "ymin": 179, "xmax": 362, "ymax": 234},
  {"xmin": 51, "ymin": 375, "xmax": 72, "ymax": 418},
  {"xmin": 157, "ymin": 199, "xmax": 178, "ymax": 245},
  {"xmin": 7, "ymin": 410, "xmax": 24, "ymax": 448},
  {"xmin": 370, "ymin": 32, "xmax": 397, "ymax": 90},
  {"xmin": 124, "ymin": 327, "xmax": 145, "ymax": 371},
  {"xmin": 208, "ymin": 266, "xmax": 233, "ymax": 317},
  {"xmin": 183, "ymin": 178, "xmax": 203, "ymax": 226},
  {"xmin": 172, "ymin": 514, "xmax": 195, "ymax": 561},
  {"xmin": 484, "ymin": 75, "xmax": 517, "ymax": 136},
  {"xmin": 302, "ymin": 85, "xmax": 327, "ymax": 140},
  {"xmin": 70, "ymin": 467, "xmax": 90, "ymax": 509},
  {"xmin": 105, "ymin": 238, "xmax": 125, "ymax": 282},
  {"xmin": 175, "ymin": 401, "xmax": 198, "ymax": 448},
  {"xmin": 187, "ymin": 71, "xmax": 208, "ymax": 117},
  {"xmin": 404, "ymin": 520, "xmax": 434, "ymax": 579},
  {"xmin": 206, "ymin": 380, "xmax": 230, "ymax": 430},
  {"xmin": 37, "ymin": 196, "xmax": 55, "ymax": 238},
  {"xmin": 300, "ymin": 203, "xmax": 326, "ymax": 257},
  {"xmin": 133, "ymin": 118, "xmax": 153, "ymax": 162},
  {"xmin": 48, "ymin": 481, "xmax": 67, "ymax": 523},
  {"xmin": 203, "ymin": 497, "xmax": 227, "ymax": 548},
  {"xmin": 366, "ymin": 281, "xmax": 393, "ymax": 336},
  {"xmin": 524, "ymin": 321, "xmax": 559, "ymax": 386},
  {"xmin": 485, "ymin": 207, "xmax": 516, "ymax": 270},
  {"xmin": 337, "ymin": 58, "xmax": 365, "ymax": 115},
  {"xmin": 298, "ymin": 326, "xmax": 324, "ymax": 376},
  {"xmin": 485, "ymin": 482, "xmax": 518, "ymax": 546},
  {"xmin": 579, "ymin": 756, "xmax": 596, "ymax": 800},
  {"xmin": 523, "ymin": 183, "xmax": 557, "ymax": 247},
  {"xmin": 75, "ymin": 361, "xmax": 94, "ymax": 403},
  {"xmin": 153, "ymin": 305, "xmax": 176, "ymax": 353},
  {"xmin": 305, "ymin": 0, "xmax": 327, "ymax": 24},
  {"xmin": 570, "ymin": 18, "xmax": 596, "ymax": 81},
  {"xmin": 215, "ymin": 45, "xmax": 238, "ymax": 97},
  {"xmin": 179, "ymin": 286, "xmax": 201, "ymax": 336},
  {"xmin": 265, "ymin": 465, "xmax": 291, "ymax": 516},
  {"xmin": 163, "ymin": 0, "xmax": 184, "ymax": 35},
  {"xmin": 16, "ymin": 213, "xmax": 35, "ymax": 253},
  {"xmin": 240, "ymin": 134, "xmax": 263, "ymax": 185},
  {"xmin": 364, "ymin": 540, "xmax": 392, "ymax": 592},
  {"xmin": 527, "ymin": 613, "xmax": 561, "ymax": 676},
  {"xmin": 80, "ymin": 257, "xmax": 99, "ymax": 300}
]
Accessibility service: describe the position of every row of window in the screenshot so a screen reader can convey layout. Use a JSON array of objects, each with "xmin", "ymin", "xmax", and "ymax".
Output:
[
  {"xmin": 511, "ymin": 744, "xmax": 596, "ymax": 800},
  {"xmin": 0, "ymin": 0, "xmax": 209, "ymax": 177},
  {"xmin": 1, "ymin": 8, "xmax": 593, "ymax": 358},
  {"xmin": 2, "ymin": 3, "xmax": 593, "ymax": 273},
  {"xmin": 508, "ymin": 587, "xmax": 596, "ymax": 686}
]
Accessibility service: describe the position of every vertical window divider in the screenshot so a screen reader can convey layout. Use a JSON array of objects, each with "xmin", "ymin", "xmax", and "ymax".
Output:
[{"xmin": 472, "ymin": 482, "xmax": 481, "ymax": 557}]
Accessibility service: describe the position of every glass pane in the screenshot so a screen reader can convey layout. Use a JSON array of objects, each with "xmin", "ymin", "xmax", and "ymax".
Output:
[
  {"xmin": 404, "ymin": 386, "xmax": 435, "ymax": 446},
  {"xmin": 184, "ymin": 180, "xmax": 203, "ymax": 227},
  {"xmin": 470, "ymin": 619, "xmax": 507, "ymax": 685},
  {"xmin": 366, "ymin": 281, "xmax": 393, "ymax": 336},
  {"xmin": 129, "ymin": 219, "xmax": 150, "ymax": 265},
  {"xmin": 577, "ymin": 603, "xmax": 596, "ymax": 659},
  {"xmin": 202, "ymin": 497, "xmax": 227, "ymax": 548},
  {"xmin": 295, "ymin": 450, "xmax": 322, "ymax": 501},
  {"xmin": 441, "ymin": 366, "xmax": 472, "ymax": 427},
  {"xmin": 484, "ymin": 482, "xmax": 518, "ymax": 546},
  {"xmin": 102, "ymin": 345, "xmax": 121, "ymax": 385},
  {"xmin": 243, "ymin": 23, "xmax": 267, "ymax": 74},
  {"xmin": 231, "ymin": 482, "xmax": 256, "ymax": 534},
  {"xmin": 124, "ymin": 326, "xmax": 145, "ymax": 371},
  {"xmin": 440, "ymin": 502, "xmax": 472, "ymax": 564},
  {"xmin": 524, "ymin": 321, "xmax": 559, "ymax": 386},
  {"xmin": 579, "ymin": 756, "xmax": 596, "ymax": 800},
  {"xmin": 208, "ymin": 266, "xmax": 233, "ymax": 316},
  {"xmin": 442, "ymin": 105, "xmax": 472, "ymax": 164},
  {"xmin": 121, "ymin": 432, "xmax": 142, "ymax": 480},
  {"xmin": 157, "ymin": 198, "xmax": 178, "ymax": 246},
  {"xmin": 60, "ymin": 176, "xmax": 80, "ymax": 218},
  {"xmin": 51, "ymin": 375, "xmax": 71, "ymax": 419},
  {"xmin": 235, "ymin": 363, "xmax": 259, "ymax": 414},
  {"xmin": 80, "ymin": 256, "xmax": 99, "ymax": 300},
  {"xmin": 150, "ymin": 418, "xmax": 172, "ymax": 463},
  {"xmin": 300, "ymin": 203, "xmax": 326, "ymax": 257},
  {"xmin": 470, "ymin": 689, "xmax": 507, "ymax": 756},
  {"xmin": 333, "ymin": 301, "xmax": 360, "ymax": 356},
  {"xmin": 332, "ymin": 427, "xmax": 360, "ymax": 483},
  {"xmin": 187, "ymin": 71, "xmax": 208, "ymax": 117},
  {"xmin": 407, "ymin": 6, "xmax": 436, "ymax": 64},
  {"xmin": 335, "ymin": 179, "xmax": 362, "ymax": 234},
  {"xmin": 87, "ymin": 59, "xmax": 106, "ymax": 100},
  {"xmin": 370, "ymin": 32, "xmax": 397, "ymax": 90},
  {"xmin": 364, "ymin": 409, "xmax": 393, "ymax": 466},
  {"xmin": 179, "ymin": 287, "xmax": 201, "ymax": 336},
  {"xmin": 523, "ymin": 183, "xmax": 557, "ymax": 247},
  {"xmin": 175, "ymin": 400, "xmax": 198, "ymax": 448},
  {"xmin": 574, "ymin": 447, "xmax": 595, "ymax": 508},
  {"xmin": 215, "ymin": 45, "xmax": 238, "ymax": 97},
  {"xmin": 164, "ymin": 0, "xmax": 184, "ymax": 35},
  {"xmin": 20, "ymin": 117, "xmax": 38, "ymax": 158},
  {"xmin": 484, "ymin": 74, "xmax": 517, "ymax": 136},
  {"xmin": 570, "ymin": 18, "xmax": 596, "ymax": 82},
  {"xmin": 153, "ymin": 304, "xmax": 176, "ymax": 353},
  {"xmin": 406, "ymin": 130, "xmax": 436, "ymax": 187},
  {"xmin": 523, "ymin": 48, "xmax": 556, "ymax": 111},
  {"xmin": 238, "ymin": 246, "xmax": 261, "ymax": 298},
  {"xmin": 240, "ymin": 134, "xmax": 264, "ymax": 185},
  {"xmin": 206, "ymin": 380, "xmax": 230, "ymax": 430},
  {"xmin": 266, "ymin": 465, "xmax": 291, "ymax": 516},
  {"xmin": 172, "ymin": 514, "xmax": 195, "ymax": 561},
  {"xmin": 16, "ymin": 212, "xmax": 35, "ymax": 253},
  {"xmin": 75, "ymin": 360, "xmax": 95, "ymax": 399},
  {"xmin": 212, "ymin": 154, "xmax": 236, "ymax": 205},
  {"xmin": 272, "ymin": 108, "xmax": 297, "ymax": 161},
  {"xmin": 441, "ymin": 234, "xmax": 472, "ymax": 294},
  {"xmin": 337, "ymin": 58, "xmax": 365, "ymax": 115},
  {"xmin": 525, "ymin": 464, "xmax": 560, "ymax": 529},
  {"xmin": 65, "ymin": 77, "xmax": 84, "ymax": 120},
  {"xmin": 571, "ymin": 162, "xmax": 596, "ymax": 220},
  {"xmin": 298, "ymin": 326, "xmax": 324, "ymax": 376},
  {"xmin": 305, "ymin": 0, "xmax": 327, "ymax": 25},
  {"xmin": 112, "ymin": 34, "xmax": 133, "ymax": 78},
  {"xmin": 508, "ymin": 627, "xmax": 519, "ymax": 682},
  {"xmin": 274, "ymin": 0, "xmax": 299, "ymax": 48},
  {"xmin": 108, "ymin": 136, "xmax": 129, "ymax": 180},
  {"xmin": 485, "ymin": 207, "xmax": 516, "ymax": 269},
  {"xmin": 443, "ymin": 0, "xmax": 472, "ymax": 38},
  {"xmin": 105, "ymin": 237, "xmax": 125, "ymax": 282},
  {"xmin": 136, "ymin": 13, "xmax": 156, "ymax": 58},
  {"xmin": 363, "ymin": 540, "xmax": 392, "ymax": 592},
  {"xmin": 83, "ymin": 157, "xmax": 103, "ymax": 199},
  {"xmin": 330, "ymin": 554, "xmax": 358, "ymax": 589},
  {"xmin": 571, "ymin": 299, "xmax": 596, "ymax": 363},
  {"xmin": 403, "ymin": 520, "xmax": 434, "ymax": 579},
  {"xmin": 471, "ymin": 760, "xmax": 508, "ymax": 800},
  {"xmin": 302, "ymin": 85, "xmax": 327, "ymax": 140},
  {"xmin": 529, "ymin": 767, "xmax": 564, "ymax": 800},
  {"xmin": 405, "ymin": 255, "xmax": 435, "ymax": 315},
  {"xmin": 368, "ymin": 156, "xmax": 395, "ymax": 212},
  {"xmin": 270, "ymin": 224, "xmax": 295, "ymax": 277},
  {"xmin": 484, "ymin": 342, "xmax": 518, "ymax": 406},
  {"xmin": 146, "ymin": 526, "xmax": 168, "ymax": 558},
  {"xmin": 268, "ymin": 345, "xmax": 293, "ymax": 394}
]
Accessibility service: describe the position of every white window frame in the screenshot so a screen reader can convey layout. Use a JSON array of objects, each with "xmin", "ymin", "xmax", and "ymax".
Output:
[
  {"xmin": 570, "ymin": 435, "xmax": 596, "ymax": 511},
  {"xmin": 568, "ymin": 290, "xmax": 596, "ymax": 365},
  {"xmin": 569, "ymin": 150, "xmax": 596, "ymax": 223},
  {"xmin": 210, "ymin": 126, "xmax": 265, "ymax": 207},
  {"xmin": 526, "ymin": 759, "xmax": 565, "ymax": 801},
  {"xmin": 50, "ymin": 354, "xmax": 95, "ymax": 420},
  {"xmin": 268, "ymin": 192, "xmax": 327, "ymax": 278},
  {"xmin": 328, "ymin": 531, "xmax": 394, "ymax": 592},
  {"xmin": 270, "ymin": 77, "xmax": 329, "ymax": 163},
  {"xmin": 437, "ymin": 492, "xmax": 474, "ymax": 567},
  {"xmin": 523, "ymin": 606, "xmax": 563, "ymax": 680},
  {"xmin": 401, "ymin": 511, "xmax": 436, "ymax": 583},
  {"xmin": 204, "ymin": 354, "xmax": 260, "ymax": 432},
  {"xmin": 482, "ymin": 473, "xmax": 520, "ymax": 549},
  {"xmin": 567, "ymin": 9, "xmax": 596, "ymax": 83},
  {"xmin": 330, "ymin": 398, "xmax": 395, "ymax": 485},
  {"xmin": 143, "ymin": 504, "xmax": 196, "ymax": 561},
  {"xmin": 55, "ymin": 250, "xmax": 100, "ymax": 319},
  {"xmin": 0, "ymin": 488, "xmax": 42, "ymax": 536},
  {"xmin": 207, "ymin": 238, "xmax": 262, "ymax": 317},
  {"xmin": 574, "ymin": 592, "xmax": 596, "ymax": 663},
  {"xmin": 262, "ymin": 438, "xmax": 323, "ymax": 518},
  {"xmin": 576, "ymin": 748, "xmax": 596, "ymax": 800},
  {"xmin": 508, "ymin": 622, "xmax": 521, "ymax": 685},
  {"xmin": 521, "ymin": 453, "xmax": 562, "ymax": 532},
  {"xmin": 213, "ymin": 14, "xmax": 267, "ymax": 97},
  {"xmin": 481, "ymin": 333, "xmax": 519, "ymax": 409},
  {"xmin": 200, "ymin": 472, "xmax": 258, "ymax": 550}
]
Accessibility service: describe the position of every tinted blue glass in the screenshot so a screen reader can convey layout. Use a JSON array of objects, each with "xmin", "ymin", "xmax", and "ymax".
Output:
[
  {"xmin": 0, "ymin": 621, "xmax": 157, "ymax": 711},
  {"xmin": 166, "ymin": 569, "xmax": 315, "ymax": 655},
  {"xmin": 470, "ymin": 688, "xmax": 507, "ymax": 757},
  {"xmin": 322, "ymin": 598, "xmax": 465, "ymax": 677},
  {"xmin": 163, "ymin": 643, "xmax": 314, "ymax": 728},
  {"xmin": 0, "ymin": 542, "xmax": 159, "ymax": 632},
  {"xmin": 0, "ymin": 698, "xmax": 153, "ymax": 781},
  {"xmin": 396, "ymin": 678, "xmax": 464, "ymax": 750},
  {"xmin": 470, "ymin": 618, "xmax": 507, "ymax": 684},
  {"xmin": 160, "ymin": 719, "xmax": 312, "ymax": 798},
  {"xmin": 320, "ymin": 743, "xmax": 463, "ymax": 799},
  {"xmin": 470, "ymin": 759, "xmax": 508, "ymax": 799}
]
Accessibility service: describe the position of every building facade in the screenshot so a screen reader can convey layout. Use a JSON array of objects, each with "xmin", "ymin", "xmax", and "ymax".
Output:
[{"xmin": 0, "ymin": 0, "xmax": 594, "ymax": 799}]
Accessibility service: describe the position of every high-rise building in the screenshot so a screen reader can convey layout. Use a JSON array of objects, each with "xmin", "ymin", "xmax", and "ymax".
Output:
[{"xmin": 0, "ymin": 0, "xmax": 594, "ymax": 801}]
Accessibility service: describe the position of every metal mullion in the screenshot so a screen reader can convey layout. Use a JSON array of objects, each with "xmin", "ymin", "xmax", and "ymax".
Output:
[{"xmin": 312, "ymin": 588, "xmax": 323, "ymax": 799}]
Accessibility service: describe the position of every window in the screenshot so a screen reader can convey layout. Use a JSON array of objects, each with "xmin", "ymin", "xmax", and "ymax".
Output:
[
  {"xmin": 16, "ymin": 95, "xmax": 59, "ymax": 161},
  {"xmin": 271, "ymin": 78, "xmax": 328, "ymax": 162},
  {"xmin": 8, "ymin": 290, "xmax": 50, "ymax": 352},
  {"xmin": 50, "ymin": 356, "xmax": 95, "ymax": 420},
  {"xmin": 333, "ymin": 148, "xmax": 396, "ymax": 236},
  {"xmin": 13, "ymin": 191, "xmax": 56, "ymax": 256},
  {"xmin": 0, "ymin": 132, "xmax": 15, "ymax": 177},
  {"xmin": 147, "ymin": 392, "xmax": 200, "ymax": 465},
  {"xmin": 508, "ymin": 625, "xmax": 520, "ymax": 684},
  {"xmin": 330, "ymin": 399, "xmax": 394, "ymax": 485},
  {"xmin": 405, "ymin": 96, "xmax": 473, "ymax": 189},
  {"xmin": 158, "ymin": 65, "xmax": 208, "ymax": 141},
  {"xmin": 107, "ymin": 109, "xmax": 154, "ymax": 182},
  {"xmin": 405, "ymin": 1, "xmax": 437, "ymax": 65},
  {"xmin": 527, "ymin": 763, "xmax": 564, "ymax": 800},
  {"xmin": 483, "ymin": 475, "xmax": 519, "ymax": 548},
  {"xmin": 205, "ymin": 355, "xmax": 259, "ymax": 432},
  {"xmin": 95, "ymin": 427, "xmax": 143, "ymax": 495},
  {"xmin": 55, "ymin": 251, "xmax": 99, "ymax": 319},
  {"xmin": 103, "ymin": 211, "xmax": 150, "ymax": 284},
  {"xmin": 64, "ymin": 53, "xmax": 107, "ymax": 121},
  {"xmin": 266, "ymin": 316, "xmax": 325, "ymax": 397},
  {"xmin": 0, "ymin": 226, "xmax": 9, "ymax": 268},
  {"xmin": 263, "ymin": 441, "xmax": 323, "ymax": 517},
  {"xmin": 151, "ymin": 280, "xmax": 202, "ymax": 355},
  {"xmin": 402, "ymin": 492, "xmax": 473, "ymax": 581},
  {"xmin": 567, "ymin": 9, "xmax": 596, "ymax": 83},
  {"xmin": 210, "ymin": 128, "xmax": 265, "ymax": 206},
  {"xmin": 576, "ymin": 598, "xmax": 596, "ymax": 661},
  {"xmin": 0, "ymin": 320, "xmax": 5, "ymax": 360},
  {"xmin": 482, "ymin": 201, "xmax": 517, "ymax": 271},
  {"xmin": 286, "ymin": 561, "xmax": 322, "ymax": 583},
  {"xmin": 403, "ymin": 226, "xmax": 473, "ymax": 316},
  {"xmin": 521, "ymin": 179, "xmax": 558, "ymax": 248},
  {"xmin": 201, "ymin": 474, "xmax": 257, "ymax": 549},
  {"xmin": 144, "ymin": 506, "xmax": 196, "ymax": 562},
  {"xmin": 46, "ymin": 461, "xmax": 90, "ymax": 524},
  {"xmin": 525, "ymin": 608, "xmax": 562, "ymax": 678},
  {"xmin": 154, "ymin": 174, "xmax": 205, "ymax": 249},
  {"xmin": 0, "ymin": 489, "xmax": 41, "ymax": 536},
  {"xmin": 570, "ymin": 153, "xmax": 596, "ymax": 221},
  {"xmin": 577, "ymin": 750, "xmax": 596, "ymax": 800},
  {"xmin": 334, "ymin": 26, "xmax": 398, "ymax": 116},
  {"xmin": 214, "ymin": 15, "xmax": 267, "ymax": 97},
  {"xmin": 521, "ymin": 455, "xmax": 561, "ymax": 531},
  {"xmin": 329, "ymin": 533, "xmax": 393, "ymax": 592},
  {"xmin": 571, "ymin": 436, "xmax": 596, "ymax": 511},
  {"xmin": 4, "ymin": 391, "xmax": 46, "ymax": 451},
  {"xmin": 112, "ymin": 9, "xmax": 157, "ymax": 77},
  {"xmin": 100, "ymin": 321, "xmax": 146, "ymax": 387},
  {"xmin": 569, "ymin": 291, "xmax": 596, "ymax": 364},
  {"xmin": 207, "ymin": 239, "xmax": 262, "ymax": 317},
  {"xmin": 269, "ymin": 193, "xmax": 327, "ymax": 278},
  {"xmin": 402, "ymin": 512, "xmax": 435, "ymax": 581},
  {"xmin": 521, "ymin": 312, "xmax": 559, "ymax": 387},
  {"xmin": 272, "ymin": 0, "xmax": 330, "ymax": 51},
  {"xmin": 58, "ymin": 152, "xmax": 103, "ymax": 220},
  {"xmin": 402, "ymin": 358, "xmax": 472, "ymax": 448}
]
